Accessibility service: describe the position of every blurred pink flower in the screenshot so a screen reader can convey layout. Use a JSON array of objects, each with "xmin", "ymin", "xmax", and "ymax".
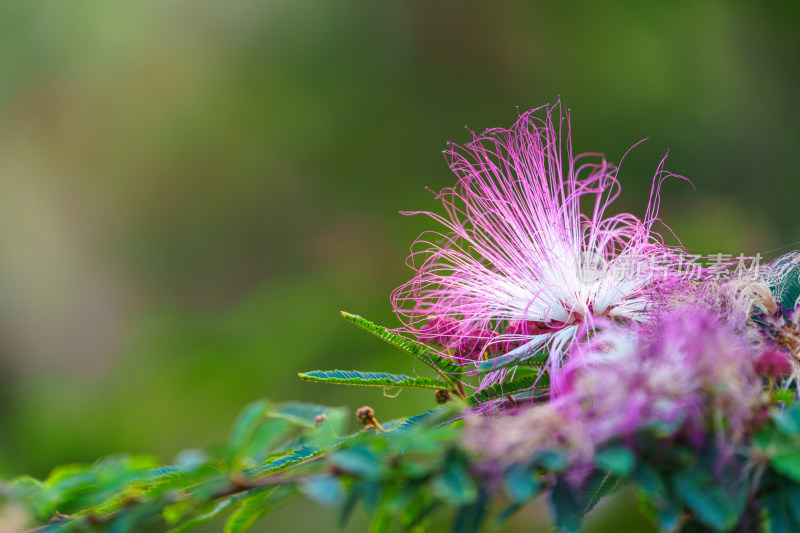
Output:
[{"xmin": 463, "ymin": 307, "xmax": 764, "ymax": 468}]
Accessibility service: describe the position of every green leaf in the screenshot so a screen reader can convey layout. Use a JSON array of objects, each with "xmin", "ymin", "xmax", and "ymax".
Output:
[
  {"xmin": 762, "ymin": 484, "xmax": 800, "ymax": 533},
  {"xmin": 775, "ymin": 391, "xmax": 796, "ymax": 406},
  {"xmin": 581, "ymin": 472, "xmax": 618, "ymax": 516},
  {"xmin": 467, "ymin": 375, "xmax": 548, "ymax": 406},
  {"xmin": 105, "ymin": 500, "xmax": 163, "ymax": 533},
  {"xmin": 174, "ymin": 450, "xmax": 208, "ymax": 472},
  {"xmin": 338, "ymin": 483, "xmax": 362, "ymax": 528},
  {"xmin": 6, "ymin": 475, "xmax": 45, "ymax": 500},
  {"xmin": 238, "ymin": 420, "xmax": 291, "ymax": 464},
  {"xmin": 764, "ymin": 491, "xmax": 794, "ymax": 533},
  {"xmin": 785, "ymin": 483, "xmax": 800, "ymax": 523},
  {"xmin": 631, "ymin": 464, "xmax": 682, "ymax": 531},
  {"xmin": 502, "ymin": 465, "xmax": 539, "ymax": 503},
  {"xmin": 432, "ymin": 462, "xmax": 477, "ymax": 504},
  {"xmin": 169, "ymin": 493, "xmax": 250, "ymax": 533},
  {"xmin": 655, "ymin": 502, "xmax": 682, "ymax": 533},
  {"xmin": 228, "ymin": 401, "xmax": 269, "ymax": 453},
  {"xmin": 298, "ymin": 370, "xmax": 445, "ymax": 390},
  {"xmin": 139, "ymin": 468, "xmax": 208, "ymax": 510},
  {"xmin": 404, "ymin": 498, "xmax": 439, "ymax": 530},
  {"xmin": 477, "ymin": 340, "xmax": 548, "ymax": 373},
  {"xmin": 225, "ymin": 486, "xmax": 291, "ymax": 533},
  {"xmin": 493, "ymin": 502, "xmax": 524, "ymax": 525},
  {"xmin": 672, "ymin": 469, "xmax": 740, "ymax": 531},
  {"xmin": 535, "ymin": 450, "xmax": 568, "ymax": 473},
  {"xmin": 268, "ymin": 402, "xmax": 340, "ymax": 427},
  {"xmin": 630, "ymin": 464, "xmax": 665, "ymax": 498},
  {"xmin": 772, "ymin": 406, "xmax": 800, "ymax": 435},
  {"xmin": 368, "ymin": 506, "xmax": 393, "ymax": 533},
  {"xmin": 330, "ymin": 446, "xmax": 385, "ymax": 479},
  {"xmin": 340, "ymin": 312, "xmax": 465, "ymax": 391},
  {"xmin": 301, "ymin": 475, "xmax": 342, "ymax": 506},
  {"xmin": 43, "ymin": 470, "xmax": 98, "ymax": 514},
  {"xmin": 594, "ymin": 447, "xmax": 635, "ymax": 476},
  {"xmin": 754, "ymin": 423, "xmax": 800, "ymax": 483},
  {"xmin": 549, "ymin": 480, "xmax": 582, "ymax": 533},
  {"xmin": 360, "ymin": 480, "xmax": 382, "ymax": 511},
  {"xmin": 771, "ymin": 451, "xmax": 800, "ymax": 483},
  {"xmin": 453, "ymin": 496, "xmax": 488, "ymax": 533},
  {"xmin": 391, "ymin": 406, "xmax": 459, "ymax": 432},
  {"xmin": 249, "ymin": 445, "xmax": 320, "ymax": 476}
]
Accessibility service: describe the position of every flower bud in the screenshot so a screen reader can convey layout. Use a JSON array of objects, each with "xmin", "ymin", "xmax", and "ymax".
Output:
[
  {"xmin": 755, "ymin": 349, "xmax": 793, "ymax": 378},
  {"xmin": 356, "ymin": 406, "xmax": 375, "ymax": 425},
  {"xmin": 434, "ymin": 389, "xmax": 451, "ymax": 404}
]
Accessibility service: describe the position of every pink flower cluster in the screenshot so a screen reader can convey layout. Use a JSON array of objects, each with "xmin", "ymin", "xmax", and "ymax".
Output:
[
  {"xmin": 462, "ymin": 307, "xmax": 766, "ymax": 466},
  {"xmin": 393, "ymin": 102, "xmax": 800, "ymax": 470}
]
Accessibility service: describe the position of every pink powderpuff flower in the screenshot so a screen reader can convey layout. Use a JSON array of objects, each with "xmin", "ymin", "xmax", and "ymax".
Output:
[
  {"xmin": 716, "ymin": 252, "xmax": 800, "ymax": 371},
  {"xmin": 753, "ymin": 253, "xmax": 800, "ymax": 358},
  {"xmin": 462, "ymin": 307, "xmax": 764, "ymax": 469},
  {"xmin": 392, "ymin": 102, "xmax": 698, "ymax": 382}
]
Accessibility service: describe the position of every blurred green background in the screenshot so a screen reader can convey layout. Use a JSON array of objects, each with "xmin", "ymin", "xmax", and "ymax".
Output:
[{"xmin": 0, "ymin": 1, "xmax": 798, "ymax": 531}]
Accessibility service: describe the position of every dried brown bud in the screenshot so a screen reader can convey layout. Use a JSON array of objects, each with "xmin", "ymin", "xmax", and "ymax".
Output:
[
  {"xmin": 356, "ymin": 405, "xmax": 375, "ymax": 425},
  {"xmin": 434, "ymin": 389, "xmax": 451, "ymax": 404}
]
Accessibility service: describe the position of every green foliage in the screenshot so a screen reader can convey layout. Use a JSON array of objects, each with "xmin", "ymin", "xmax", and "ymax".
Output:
[
  {"xmin": 299, "ymin": 370, "xmax": 445, "ymax": 390},
  {"xmin": 755, "ymin": 408, "xmax": 800, "ymax": 485},
  {"xmin": 502, "ymin": 465, "xmax": 539, "ymax": 503},
  {"xmin": 340, "ymin": 312, "xmax": 467, "ymax": 396},
  {"xmin": 762, "ymin": 481, "xmax": 800, "ymax": 533},
  {"xmin": 250, "ymin": 446, "xmax": 319, "ymax": 476},
  {"xmin": 432, "ymin": 458, "xmax": 477, "ymax": 504},
  {"xmin": 580, "ymin": 473, "xmax": 618, "ymax": 517},
  {"xmin": 10, "ymin": 310, "xmax": 800, "ymax": 533},
  {"xmin": 549, "ymin": 480, "xmax": 583, "ymax": 533},
  {"xmin": 671, "ymin": 468, "xmax": 743, "ymax": 531},
  {"xmin": 224, "ymin": 488, "xmax": 281, "ymax": 533},
  {"xmin": 11, "ymin": 397, "xmax": 800, "ymax": 532},
  {"xmin": 467, "ymin": 374, "xmax": 549, "ymax": 406},
  {"xmin": 477, "ymin": 343, "xmax": 548, "ymax": 373},
  {"xmin": 594, "ymin": 447, "xmax": 635, "ymax": 477}
]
